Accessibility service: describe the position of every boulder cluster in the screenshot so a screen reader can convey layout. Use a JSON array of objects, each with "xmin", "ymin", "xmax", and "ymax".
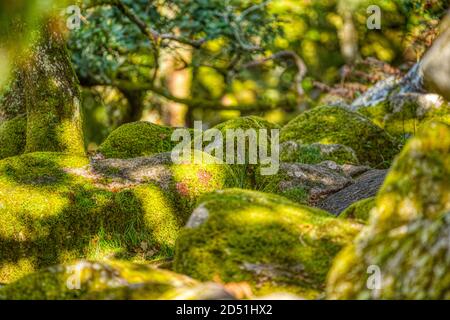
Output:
[{"xmin": 0, "ymin": 100, "xmax": 448, "ymax": 299}]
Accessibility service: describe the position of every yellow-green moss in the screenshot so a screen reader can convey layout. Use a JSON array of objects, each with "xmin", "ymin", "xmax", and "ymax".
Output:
[
  {"xmin": 0, "ymin": 151, "xmax": 238, "ymax": 283},
  {"xmin": 0, "ymin": 116, "xmax": 27, "ymax": 160},
  {"xmin": 0, "ymin": 260, "xmax": 198, "ymax": 300},
  {"xmin": 280, "ymin": 105, "xmax": 399, "ymax": 168},
  {"xmin": 212, "ymin": 116, "xmax": 280, "ymax": 133},
  {"xmin": 24, "ymin": 22, "xmax": 85, "ymax": 156},
  {"xmin": 197, "ymin": 116, "xmax": 280, "ymax": 188},
  {"xmin": 174, "ymin": 189, "xmax": 362, "ymax": 298},
  {"xmin": 327, "ymin": 121, "xmax": 450, "ymax": 299},
  {"xmin": 99, "ymin": 121, "xmax": 177, "ymax": 159},
  {"xmin": 339, "ymin": 197, "xmax": 375, "ymax": 223},
  {"xmin": 359, "ymin": 101, "xmax": 450, "ymax": 143}
]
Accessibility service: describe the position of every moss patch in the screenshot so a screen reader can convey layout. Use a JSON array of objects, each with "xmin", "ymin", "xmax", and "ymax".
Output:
[
  {"xmin": 339, "ymin": 197, "xmax": 375, "ymax": 223},
  {"xmin": 0, "ymin": 260, "xmax": 199, "ymax": 300},
  {"xmin": 280, "ymin": 105, "xmax": 399, "ymax": 168},
  {"xmin": 23, "ymin": 22, "xmax": 85, "ymax": 156},
  {"xmin": 358, "ymin": 100, "xmax": 450, "ymax": 143},
  {"xmin": 0, "ymin": 116, "xmax": 27, "ymax": 160},
  {"xmin": 174, "ymin": 189, "xmax": 362, "ymax": 298},
  {"xmin": 327, "ymin": 121, "xmax": 450, "ymax": 299},
  {"xmin": 0, "ymin": 151, "xmax": 236, "ymax": 283},
  {"xmin": 195, "ymin": 116, "xmax": 280, "ymax": 188},
  {"xmin": 99, "ymin": 121, "xmax": 178, "ymax": 159}
]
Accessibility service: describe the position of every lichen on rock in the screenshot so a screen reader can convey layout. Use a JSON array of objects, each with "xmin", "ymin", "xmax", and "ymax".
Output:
[
  {"xmin": 280, "ymin": 141, "xmax": 359, "ymax": 165},
  {"xmin": 256, "ymin": 161, "xmax": 355, "ymax": 205},
  {"xmin": 326, "ymin": 121, "xmax": 450, "ymax": 299},
  {"xmin": 280, "ymin": 105, "xmax": 399, "ymax": 168},
  {"xmin": 174, "ymin": 189, "xmax": 362, "ymax": 298}
]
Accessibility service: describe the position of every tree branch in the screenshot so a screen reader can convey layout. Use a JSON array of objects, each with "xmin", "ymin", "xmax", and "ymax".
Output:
[{"xmin": 85, "ymin": 0, "xmax": 206, "ymax": 48}]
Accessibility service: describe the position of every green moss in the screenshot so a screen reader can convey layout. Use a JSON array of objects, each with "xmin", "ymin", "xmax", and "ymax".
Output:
[
  {"xmin": 359, "ymin": 101, "xmax": 450, "ymax": 143},
  {"xmin": 24, "ymin": 23, "xmax": 85, "ymax": 156},
  {"xmin": 280, "ymin": 142, "xmax": 359, "ymax": 165},
  {"xmin": 280, "ymin": 105, "xmax": 399, "ymax": 168},
  {"xmin": 0, "ymin": 151, "xmax": 236, "ymax": 283},
  {"xmin": 339, "ymin": 197, "xmax": 375, "ymax": 223},
  {"xmin": 174, "ymin": 189, "xmax": 362, "ymax": 298},
  {"xmin": 197, "ymin": 116, "xmax": 280, "ymax": 188},
  {"xmin": 0, "ymin": 116, "xmax": 27, "ymax": 160},
  {"xmin": 99, "ymin": 121, "xmax": 177, "ymax": 159},
  {"xmin": 0, "ymin": 260, "xmax": 198, "ymax": 300},
  {"xmin": 327, "ymin": 121, "xmax": 450, "ymax": 299},
  {"xmin": 212, "ymin": 115, "xmax": 280, "ymax": 132}
]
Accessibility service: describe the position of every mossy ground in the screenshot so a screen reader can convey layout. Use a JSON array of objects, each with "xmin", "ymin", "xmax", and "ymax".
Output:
[
  {"xmin": 280, "ymin": 105, "xmax": 399, "ymax": 168},
  {"xmin": 327, "ymin": 121, "xmax": 450, "ymax": 299},
  {"xmin": 174, "ymin": 189, "xmax": 362, "ymax": 298},
  {"xmin": 0, "ymin": 116, "xmax": 27, "ymax": 160},
  {"xmin": 99, "ymin": 121, "xmax": 180, "ymax": 159},
  {"xmin": 0, "ymin": 151, "xmax": 236, "ymax": 283}
]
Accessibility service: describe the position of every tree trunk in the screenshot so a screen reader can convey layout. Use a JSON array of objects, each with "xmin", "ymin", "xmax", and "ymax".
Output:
[
  {"xmin": 23, "ymin": 18, "xmax": 85, "ymax": 155},
  {"xmin": 119, "ymin": 89, "xmax": 145, "ymax": 125},
  {"xmin": 338, "ymin": 11, "xmax": 360, "ymax": 64}
]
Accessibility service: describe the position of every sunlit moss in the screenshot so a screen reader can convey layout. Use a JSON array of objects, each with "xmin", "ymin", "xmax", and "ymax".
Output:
[
  {"xmin": 0, "ymin": 152, "xmax": 233, "ymax": 283},
  {"xmin": 358, "ymin": 101, "xmax": 450, "ymax": 143},
  {"xmin": 99, "ymin": 121, "xmax": 178, "ymax": 159},
  {"xmin": 280, "ymin": 105, "xmax": 399, "ymax": 168},
  {"xmin": 196, "ymin": 116, "xmax": 280, "ymax": 188},
  {"xmin": 327, "ymin": 121, "xmax": 450, "ymax": 299},
  {"xmin": 0, "ymin": 260, "xmax": 199, "ymax": 300},
  {"xmin": 174, "ymin": 189, "xmax": 362, "ymax": 298}
]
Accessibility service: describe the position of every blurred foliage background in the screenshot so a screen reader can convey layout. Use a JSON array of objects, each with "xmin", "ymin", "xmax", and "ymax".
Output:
[{"xmin": 0, "ymin": 0, "xmax": 448, "ymax": 150}]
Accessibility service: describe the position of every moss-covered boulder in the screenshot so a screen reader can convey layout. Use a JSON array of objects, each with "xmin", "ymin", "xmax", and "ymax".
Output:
[
  {"xmin": 0, "ymin": 260, "xmax": 233, "ymax": 300},
  {"xmin": 338, "ymin": 197, "xmax": 375, "ymax": 223},
  {"xmin": 0, "ymin": 116, "xmax": 27, "ymax": 160},
  {"xmin": 280, "ymin": 142, "xmax": 359, "ymax": 165},
  {"xmin": 358, "ymin": 97, "xmax": 450, "ymax": 141},
  {"xmin": 98, "ymin": 121, "xmax": 178, "ymax": 159},
  {"xmin": 91, "ymin": 151, "xmax": 238, "ymax": 216},
  {"xmin": 196, "ymin": 116, "xmax": 280, "ymax": 188},
  {"xmin": 280, "ymin": 105, "xmax": 398, "ymax": 168},
  {"xmin": 0, "ymin": 151, "xmax": 236, "ymax": 283},
  {"xmin": 174, "ymin": 189, "xmax": 362, "ymax": 298},
  {"xmin": 327, "ymin": 121, "xmax": 450, "ymax": 299}
]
